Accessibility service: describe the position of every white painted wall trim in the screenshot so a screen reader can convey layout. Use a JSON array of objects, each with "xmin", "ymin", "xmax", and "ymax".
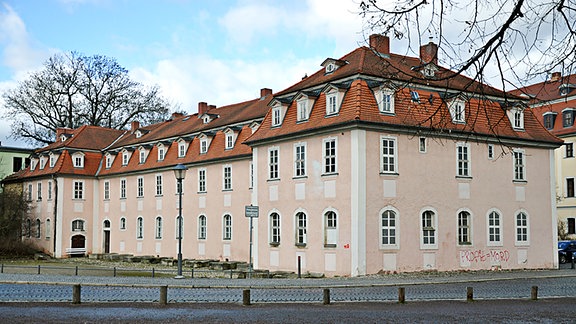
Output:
[
  {"xmin": 92, "ymin": 179, "xmax": 100, "ymax": 254},
  {"xmin": 550, "ymin": 149, "xmax": 559, "ymax": 268},
  {"xmin": 251, "ymin": 147, "xmax": 259, "ymax": 269},
  {"xmin": 350, "ymin": 129, "xmax": 366, "ymax": 276},
  {"xmin": 54, "ymin": 177, "xmax": 64, "ymax": 258}
]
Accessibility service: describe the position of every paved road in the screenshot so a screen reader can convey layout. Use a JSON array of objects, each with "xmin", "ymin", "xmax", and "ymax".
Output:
[{"xmin": 1, "ymin": 269, "xmax": 576, "ymax": 303}]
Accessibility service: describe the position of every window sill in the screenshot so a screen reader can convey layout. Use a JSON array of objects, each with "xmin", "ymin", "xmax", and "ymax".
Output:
[
  {"xmin": 513, "ymin": 180, "xmax": 528, "ymax": 184},
  {"xmin": 324, "ymin": 113, "xmax": 339, "ymax": 118},
  {"xmin": 379, "ymin": 245, "xmax": 400, "ymax": 250},
  {"xmin": 324, "ymin": 244, "xmax": 337, "ymax": 248},
  {"xmin": 379, "ymin": 111, "xmax": 395, "ymax": 116},
  {"xmin": 458, "ymin": 242, "xmax": 472, "ymax": 246},
  {"xmin": 295, "ymin": 243, "xmax": 307, "ymax": 248},
  {"xmin": 222, "ymin": 189, "xmax": 233, "ymax": 192},
  {"xmin": 292, "ymin": 175, "xmax": 308, "ymax": 180},
  {"xmin": 269, "ymin": 242, "xmax": 280, "ymax": 247},
  {"xmin": 321, "ymin": 172, "xmax": 339, "ymax": 177},
  {"xmin": 267, "ymin": 178, "xmax": 280, "ymax": 183},
  {"xmin": 380, "ymin": 172, "xmax": 399, "ymax": 177},
  {"xmin": 455, "ymin": 176, "xmax": 473, "ymax": 181}
]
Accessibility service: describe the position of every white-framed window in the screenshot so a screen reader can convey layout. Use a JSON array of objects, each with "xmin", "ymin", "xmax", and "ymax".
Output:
[
  {"xmin": 326, "ymin": 91, "xmax": 338, "ymax": 115},
  {"xmin": 223, "ymin": 165, "xmax": 232, "ymax": 190},
  {"xmin": 324, "ymin": 210, "xmax": 338, "ymax": 247},
  {"xmin": 155, "ymin": 174, "xmax": 163, "ymax": 196},
  {"xmin": 120, "ymin": 217, "xmax": 126, "ymax": 230},
  {"xmin": 488, "ymin": 144, "xmax": 494, "ymax": 160},
  {"xmin": 47, "ymin": 181, "xmax": 52, "ymax": 200},
  {"xmin": 419, "ymin": 137, "xmax": 427, "ymax": 153},
  {"xmin": 122, "ymin": 151, "xmax": 129, "ymax": 166},
  {"xmin": 269, "ymin": 212, "xmax": 280, "ymax": 246},
  {"xmin": 410, "ymin": 90, "xmax": 420, "ymax": 103},
  {"xmin": 421, "ymin": 209, "xmax": 437, "ymax": 249},
  {"xmin": 449, "ymin": 99, "xmax": 465, "ymax": 123},
  {"xmin": 294, "ymin": 142, "xmax": 306, "ymax": 177},
  {"xmin": 137, "ymin": 176, "xmax": 144, "ymax": 197},
  {"xmin": 457, "ymin": 210, "xmax": 472, "ymax": 245},
  {"xmin": 106, "ymin": 155, "xmax": 113, "ymax": 168},
  {"xmin": 380, "ymin": 136, "xmax": 397, "ymax": 174},
  {"xmin": 30, "ymin": 159, "xmax": 37, "ymax": 171},
  {"xmin": 178, "ymin": 141, "xmax": 186, "ymax": 158},
  {"xmin": 73, "ymin": 180, "xmax": 84, "ymax": 200},
  {"xmin": 513, "ymin": 149, "xmax": 526, "ymax": 181},
  {"xmin": 157, "ymin": 145, "xmax": 165, "ymax": 161},
  {"xmin": 297, "ymin": 98, "xmax": 309, "ymax": 122},
  {"xmin": 567, "ymin": 178, "xmax": 575, "ymax": 198},
  {"xmin": 120, "ymin": 178, "xmax": 127, "ymax": 199},
  {"xmin": 49, "ymin": 154, "xmax": 56, "ymax": 168},
  {"xmin": 72, "ymin": 219, "xmax": 85, "ymax": 231},
  {"xmin": 37, "ymin": 182, "xmax": 42, "ymax": 200},
  {"xmin": 515, "ymin": 211, "xmax": 529, "ymax": 245},
  {"xmin": 39, "ymin": 157, "xmax": 46, "ymax": 170},
  {"xmin": 268, "ymin": 147, "xmax": 279, "ymax": 180},
  {"xmin": 378, "ymin": 88, "xmax": 395, "ymax": 113},
  {"xmin": 323, "ymin": 138, "xmax": 337, "ymax": 174},
  {"xmin": 104, "ymin": 181, "xmax": 110, "ymax": 200},
  {"xmin": 24, "ymin": 219, "xmax": 31, "ymax": 238},
  {"xmin": 456, "ymin": 142, "xmax": 471, "ymax": 177},
  {"xmin": 26, "ymin": 183, "xmax": 32, "ymax": 201},
  {"xmin": 176, "ymin": 216, "xmax": 183, "ymax": 239},
  {"xmin": 200, "ymin": 138, "xmax": 208, "ymax": 154},
  {"xmin": 272, "ymin": 106, "xmax": 282, "ymax": 126},
  {"xmin": 249, "ymin": 162, "xmax": 254, "ymax": 189},
  {"xmin": 223, "ymin": 214, "xmax": 232, "ymax": 240},
  {"xmin": 198, "ymin": 215, "xmax": 207, "ymax": 240},
  {"xmin": 136, "ymin": 217, "xmax": 143, "ymax": 239},
  {"xmin": 513, "ymin": 109, "xmax": 524, "ymax": 129},
  {"xmin": 381, "ymin": 208, "xmax": 398, "ymax": 247},
  {"xmin": 198, "ymin": 169, "xmax": 206, "ymax": 193},
  {"xmin": 225, "ymin": 132, "xmax": 234, "ymax": 150},
  {"xmin": 155, "ymin": 216, "xmax": 162, "ymax": 239},
  {"xmin": 566, "ymin": 142, "xmax": 574, "ymax": 158},
  {"xmin": 72, "ymin": 153, "xmax": 84, "ymax": 168},
  {"xmin": 45, "ymin": 219, "xmax": 51, "ymax": 239},
  {"xmin": 295, "ymin": 212, "xmax": 307, "ymax": 246},
  {"xmin": 139, "ymin": 148, "xmax": 146, "ymax": 164},
  {"xmin": 487, "ymin": 210, "xmax": 502, "ymax": 246}
]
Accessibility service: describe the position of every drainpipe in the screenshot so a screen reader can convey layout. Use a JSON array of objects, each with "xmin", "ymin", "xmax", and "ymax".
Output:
[{"xmin": 52, "ymin": 174, "xmax": 57, "ymax": 257}]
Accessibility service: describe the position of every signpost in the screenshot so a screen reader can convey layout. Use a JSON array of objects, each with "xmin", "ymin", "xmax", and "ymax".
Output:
[{"xmin": 245, "ymin": 205, "xmax": 259, "ymax": 278}]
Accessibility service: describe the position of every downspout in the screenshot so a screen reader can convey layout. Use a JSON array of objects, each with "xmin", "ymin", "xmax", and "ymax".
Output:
[{"xmin": 52, "ymin": 174, "xmax": 57, "ymax": 257}]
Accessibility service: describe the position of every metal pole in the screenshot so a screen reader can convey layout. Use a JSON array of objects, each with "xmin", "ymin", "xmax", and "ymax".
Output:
[
  {"xmin": 175, "ymin": 177, "xmax": 184, "ymax": 279},
  {"xmin": 248, "ymin": 216, "xmax": 253, "ymax": 279}
]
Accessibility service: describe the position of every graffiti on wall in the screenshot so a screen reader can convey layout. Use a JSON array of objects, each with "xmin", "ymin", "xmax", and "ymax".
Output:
[{"xmin": 460, "ymin": 249, "xmax": 510, "ymax": 264}]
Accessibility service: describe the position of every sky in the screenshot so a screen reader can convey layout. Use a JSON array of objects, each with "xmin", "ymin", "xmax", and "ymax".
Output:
[{"xmin": 0, "ymin": 0, "xmax": 369, "ymax": 147}]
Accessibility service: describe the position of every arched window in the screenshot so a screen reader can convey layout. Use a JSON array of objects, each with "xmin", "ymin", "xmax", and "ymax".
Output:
[
  {"xmin": 223, "ymin": 214, "xmax": 232, "ymax": 240},
  {"xmin": 198, "ymin": 215, "xmax": 207, "ymax": 240},
  {"xmin": 324, "ymin": 211, "xmax": 337, "ymax": 247},
  {"xmin": 487, "ymin": 210, "xmax": 502, "ymax": 245},
  {"xmin": 120, "ymin": 217, "xmax": 126, "ymax": 230},
  {"xmin": 457, "ymin": 211, "xmax": 471, "ymax": 245},
  {"xmin": 515, "ymin": 211, "xmax": 529, "ymax": 245},
  {"xmin": 103, "ymin": 220, "xmax": 111, "ymax": 228},
  {"xmin": 72, "ymin": 219, "xmax": 85, "ymax": 232},
  {"xmin": 295, "ymin": 212, "xmax": 307, "ymax": 246},
  {"xmin": 421, "ymin": 210, "xmax": 436, "ymax": 247},
  {"xmin": 45, "ymin": 219, "xmax": 51, "ymax": 239},
  {"xmin": 269, "ymin": 212, "xmax": 280, "ymax": 246},
  {"xmin": 35, "ymin": 219, "xmax": 41, "ymax": 238},
  {"xmin": 155, "ymin": 216, "xmax": 162, "ymax": 239},
  {"xmin": 381, "ymin": 209, "xmax": 397, "ymax": 246},
  {"xmin": 136, "ymin": 217, "xmax": 143, "ymax": 239},
  {"xmin": 25, "ymin": 219, "xmax": 31, "ymax": 238}
]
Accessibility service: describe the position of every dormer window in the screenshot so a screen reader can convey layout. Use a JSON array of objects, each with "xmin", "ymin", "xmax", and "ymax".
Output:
[
  {"xmin": 60, "ymin": 134, "xmax": 67, "ymax": 142},
  {"xmin": 327, "ymin": 92, "xmax": 337, "ymax": 115},
  {"xmin": 200, "ymin": 138, "xmax": 208, "ymax": 154},
  {"xmin": 139, "ymin": 148, "xmax": 147, "ymax": 164},
  {"xmin": 178, "ymin": 140, "xmax": 186, "ymax": 158},
  {"xmin": 72, "ymin": 153, "xmax": 84, "ymax": 168},
  {"xmin": 326, "ymin": 63, "xmax": 335, "ymax": 74},
  {"xmin": 49, "ymin": 153, "xmax": 56, "ymax": 168},
  {"xmin": 449, "ymin": 98, "xmax": 466, "ymax": 123},
  {"xmin": 563, "ymin": 109, "xmax": 575, "ymax": 127},
  {"xmin": 421, "ymin": 64, "xmax": 438, "ymax": 78},
  {"xmin": 272, "ymin": 106, "xmax": 282, "ymax": 126},
  {"xmin": 203, "ymin": 116, "xmax": 210, "ymax": 124},
  {"xmin": 250, "ymin": 122, "xmax": 260, "ymax": 134},
  {"xmin": 410, "ymin": 91, "xmax": 420, "ymax": 103},
  {"xmin": 39, "ymin": 157, "xmax": 46, "ymax": 170},
  {"xmin": 135, "ymin": 130, "xmax": 142, "ymax": 138},
  {"xmin": 543, "ymin": 112, "xmax": 557, "ymax": 130},
  {"xmin": 377, "ymin": 88, "xmax": 395, "ymax": 114},
  {"xmin": 122, "ymin": 151, "xmax": 130, "ymax": 166},
  {"xmin": 225, "ymin": 131, "xmax": 235, "ymax": 150},
  {"xmin": 30, "ymin": 159, "xmax": 37, "ymax": 171},
  {"xmin": 507, "ymin": 106, "xmax": 525, "ymax": 130},
  {"xmin": 297, "ymin": 99, "xmax": 308, "ymax": 121},
  {"xmin": 321, "ymin": 58, "xmax": 346, "ymax": 74},
  {"xmin": 157, "ymin": 144, "xmax": 165, "ymax": 161},
  {"xmin": 106, "ymin": 155, "xmax": 113, "ymax": 168}
]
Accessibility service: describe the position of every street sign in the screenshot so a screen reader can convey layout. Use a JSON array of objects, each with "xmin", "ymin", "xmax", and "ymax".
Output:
[{"xmin": 245, "ymin": 205, "xmax": 259, "ymax": 218}]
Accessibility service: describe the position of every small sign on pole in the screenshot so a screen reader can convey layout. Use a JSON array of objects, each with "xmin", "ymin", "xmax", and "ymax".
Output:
[
  {"xmin": 245, "ymin": 205, "xmax": 259, "ymax": 278},
  {"xmin": 245, "ymin": 205, "xmax": 259, "ymax": 218}
]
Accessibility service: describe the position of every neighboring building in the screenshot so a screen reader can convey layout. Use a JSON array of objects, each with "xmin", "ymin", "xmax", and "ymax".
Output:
[
  {"xmin": 511, "ymin": 72, "xmax": 576, "ymax": 240},
  {"xmin": 0, "ymin": 143, "xmax": 33, "ymax": 181},
  {"xmin": 3, "ymin": 35, "xmax": 562, "ymax": 276}
]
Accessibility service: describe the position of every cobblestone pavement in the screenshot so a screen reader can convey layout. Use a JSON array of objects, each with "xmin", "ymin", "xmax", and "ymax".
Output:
[{"xmin": 1, "ymin": 269, "xmax": 575, "ymax": 303}]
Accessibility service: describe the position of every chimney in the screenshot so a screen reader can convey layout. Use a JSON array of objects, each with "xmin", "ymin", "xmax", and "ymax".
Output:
[
  {"xmin": 131, "ymin": 121, "xmax": 140, "ymax": 132},
  {"xmin": 550, "ymin": 72, "xmax": 561, "ymax": 82},
  {"xmin": 369, "ymin": 34, "xmax": 390, "ymax": 55},
  {"xmin": 420, "ymin": 41, "xmax": 438, "ymax": 65},
  {"xmin": 260, "ymin": 88, "xmax": 272, "ymax": 98},
  {"xmin": 55, "ymin": 127, "xmax": 72, "ymax": 140},
  {"xmin": 198, "ymin": 102, "xmax": 208, "ymax": 115},
  {"xmin": 209, "ymin": 104, "xmax": 216, "ymax": 110}
]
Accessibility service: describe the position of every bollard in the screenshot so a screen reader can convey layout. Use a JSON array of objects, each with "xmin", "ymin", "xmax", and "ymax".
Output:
[
  {"xmin": 75, "ymin": 266, "xmax": 78, "ymax": 276},
  {"xmin": 37, "ymin": 265, "xmax": 41, "ymax": 275},
  {"xmin": 152, "ymin": 268, "xmax": 155, "ymax": 278},
  {"xmin": 113, "ymin": 267, "xmax": 117, "ymax": 277},
  {"xmin": 1, "ymin": 264, "xmax": 3, "ymax": 274},
  {"xmin": 531, "ymin": 286, "xmax": 538, "ymax": 300},
  {"xmin": 159, "ymin": 286, "xmax": 168, "ymax": 305},
  {"xmin": 72, "ymin": 284, "xmax": 81, "ymax": 304},
  {"xmin": 398, "ymin": 287, "xmax": 405, "ymax": 303},
  {"xmin": 191, "ymin": 268, "xmax": 194, "ymax": 278},
  {"xmin": 572, "ymin": 254, "xmax": 575, "ymax": 270},
  {"xmin": 297, "ymin": 256, "xmax": 302, "ymax": 279},
  {"xmin": 466, "ymin": 287, "xmax": 474, "ymax": 302},
  {"xmin": 323, "ymin": 288, "xmax": 330, "ymax": 305},
  {"xmin": 242, "ymin": 289, "xmax": 251, "ymax": 306}
]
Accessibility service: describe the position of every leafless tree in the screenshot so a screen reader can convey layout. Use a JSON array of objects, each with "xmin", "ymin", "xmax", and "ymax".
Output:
[
  {"xmin": 0, "ymin": 186, "xmax": 34, "ymax": 256},
  {"xmin": 2, "ymin": 52, "xmax": 172, "ymax": 145},
  {"xmin": 359, "ymin": 0, "xmax": 576, "ymax": 90}
]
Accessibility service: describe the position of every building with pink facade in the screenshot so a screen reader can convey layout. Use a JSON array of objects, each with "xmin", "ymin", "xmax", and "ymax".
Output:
[{"xmin": 5, "ymin": 35, "xmax": 562, "ymax": 276}]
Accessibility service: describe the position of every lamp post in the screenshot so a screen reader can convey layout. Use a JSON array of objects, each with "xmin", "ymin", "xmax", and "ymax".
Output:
[{"xmin": 173, "ymin": 163, "xmax": 187, "ymax": 279}]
